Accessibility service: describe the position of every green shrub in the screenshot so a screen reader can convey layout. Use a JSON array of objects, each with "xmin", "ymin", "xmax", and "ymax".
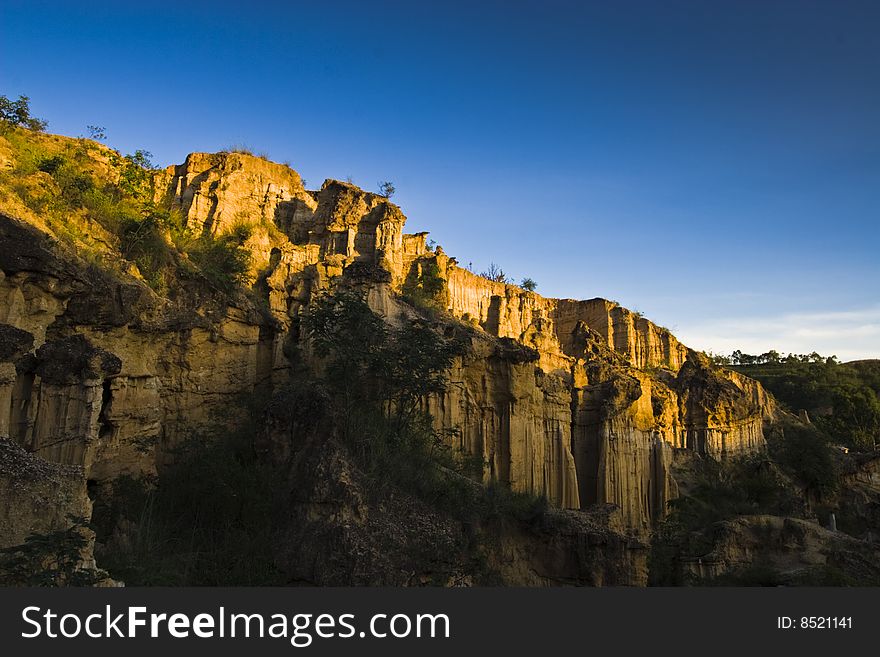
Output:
[
  {"xmin": 481, "ymin": 483, "xmax": 549, "ymax": 523},
  {"xmin": 6, "ymin": 134, "xmax": 53, "ymax": 175},
  {"xmin": 50, "ymin": 161, "xmax": 95, "ymax": 207},
  {"xmin": 0, "ymin": 521, "xmax": 108, "ymax": 586},
  {"xmin": 187, "ymin": 225, "xmax": 253, "ymax": 292},
  {"xmin": 80, "ymin": 185, "xmax": 141, "ymax": 231},
  {"xmin": 117, "ymin": 150, "xmax": 154, "ymax": 201},
  {"xmin": 36, "ymin": 153, "xmax": 65, "ymax": 174},
  {"xmin": 402, "ymin": 258, "xmax": 447, "ymax": 312},
  {"xmin": 117, "ymin": 210, "xmax": 177, "ymax": 292},
  {"xmin": 302, "ymin": 291, "xmax": 487, "ymax": 513}
]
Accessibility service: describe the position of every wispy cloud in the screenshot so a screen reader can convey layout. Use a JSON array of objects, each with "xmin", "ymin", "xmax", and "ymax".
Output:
[{"xmin": 674, "ymin": 306, "xmax": 880, "ymax": 361}]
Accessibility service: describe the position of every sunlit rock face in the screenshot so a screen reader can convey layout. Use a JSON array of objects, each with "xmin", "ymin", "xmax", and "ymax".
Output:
[{"xmin": 1, "ymin": 146, "xmax": 775, "ymax": 536}]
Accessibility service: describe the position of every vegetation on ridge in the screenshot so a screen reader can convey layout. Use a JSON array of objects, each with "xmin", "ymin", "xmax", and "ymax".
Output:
[
  {"xmin": 714, "ymin": 351, "xmax": 880, "ymax": 451},
  {"xmin": 0, "ymin": 102, "xmax": 252, "ymax": 297},
  {"xmin": 0, "ymin": 94, "xmax": 47, "ymax": 131},
  {"xmin": 4, "ymin": 95, "xmax": 877, "ymax": 588}
]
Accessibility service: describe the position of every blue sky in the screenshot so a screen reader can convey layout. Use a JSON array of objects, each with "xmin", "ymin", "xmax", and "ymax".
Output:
[{"xmin": 2, "ymin": 0, "xmax": 878, "ymax": 359}]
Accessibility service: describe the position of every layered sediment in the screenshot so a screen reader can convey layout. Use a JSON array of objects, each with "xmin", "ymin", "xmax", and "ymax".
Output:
[{"xmin": 0, "ymin": 137, "xmax": 777, "ymax": 579}]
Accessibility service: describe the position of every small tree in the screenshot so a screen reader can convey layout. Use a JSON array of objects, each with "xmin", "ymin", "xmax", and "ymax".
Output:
[
  {"xmin": 480, "ymin": 262, "xmax": 507, "ymax": 283},
  {"xmin": 303, "ymin": 290, "xmax": 465, "ymax": 445},
  {"xmin": 0, "ymin": 94, "xmax": 47, "ymax": 131},
  {"xmin": 378, "ymin": 181, "xmax": 396, "ymax": 198},
  {"xmin": 126, "ymin": 149, "xmax": 154, "ymax": 169},
  {"xmin": 520, "ymin": 277, "xmax": 537, "ymax": 291},
  {"xmin": 86, "ymin": 125, "xmax": 107, "ymax": 140},
  {"xmin": 117, "ymin": 150, "xmax": 155, "ymax": 201}
]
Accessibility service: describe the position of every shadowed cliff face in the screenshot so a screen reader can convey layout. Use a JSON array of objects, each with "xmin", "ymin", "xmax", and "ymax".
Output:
[{"xmin": 0, "ymin": 134, "xmax": 779, "ymax": 583}]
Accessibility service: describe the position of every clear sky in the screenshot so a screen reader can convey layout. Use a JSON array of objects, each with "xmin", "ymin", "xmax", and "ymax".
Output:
[{"xmin": 2, "ymin": 0, "xmax": 878, "ymax": 359}]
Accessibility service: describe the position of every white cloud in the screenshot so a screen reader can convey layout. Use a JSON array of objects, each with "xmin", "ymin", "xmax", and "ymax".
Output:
[{"xmin": 674, "ymin": 306, "xmax": 880, "ymax": 361}]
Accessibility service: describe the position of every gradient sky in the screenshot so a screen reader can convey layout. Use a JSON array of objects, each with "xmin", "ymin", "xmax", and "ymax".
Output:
[{"xmin": 2, "ymin": 0, "xmax": 878, "ymax": 359}]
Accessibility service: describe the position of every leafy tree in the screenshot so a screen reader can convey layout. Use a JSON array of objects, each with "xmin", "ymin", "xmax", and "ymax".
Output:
[
  {"xmin": 109, "ymin": 149, "xmax": 155, "ymax": 201},
  {"xmin": 520, "ymin": 277, "xmax": 538, "ymax": 291},
  {"xmin": 761, "ymin": 349, "xmax": 781, "ymax": 364},
  {"xmin": 303, "ymin": 290, "xmax": 464, "ymax": 442},
  {"xmin": 116, "ymin": 205, "xmax": 175, "ymax": 267},
  {"xmin": 707, "ymin": 352, "xmax": 731, "ymax": 366},
  {"xmin": 303, "ymin": 290, "xmax": 389, "ymax": 442},
  {"xmin": 0, "ymin": 94, "xmax": 47, "ymax": 131},
  {"xmin": 380, "ymin": 317, "xmax": 464, "ymax": 435},
  {"xmin": 301, "ymin": 291, "xmax": 474, "ymax": 509},
  {"xmin": 302, "ymin": 289, "xmax": 467, "ymax": 485}
]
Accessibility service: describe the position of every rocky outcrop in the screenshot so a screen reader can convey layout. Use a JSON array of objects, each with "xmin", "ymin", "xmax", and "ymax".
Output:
[
  {"xmin": 484, "ymin": 505, "xmax": 649, "ymax": 586},
  {"xmin": 553, "ymin": 298, "xmax": 689, "ymax": 370},
  {"xmin": 441, "ymin": 262, "xmax": 688, "ymax": 372},
  {"xmin": 156, "ymin": 154, "xmax": 408, "ymax": 289},
  {"xmin": 0, "ymin": 212, "xmax": 283, "ymax": 480},
  {"xmin": 0, "ymin": 437, "xmax": 114, "ymax": 586},
  {"xmin": 0, "ymin": 437, "xmax": 90, "ymax": 548},
  {"xmin": 265, "ymin": 406, "xmax": 648, "ymax": 586},
  {"xmin": 155, "ymin": 151, "xmax": 310, "ymax": 238},
  {"xmin": 14, "ymin": 334, "xmax": 121, "ymax": 468},
  {"xmin": 429, "ymin": 332, "xmax": 581, "ymax": 509},
  {"xmin": 681, "ymin": 515, "xmax": 880, "ymax": 585},
  {"xmin": 672, "ymin": 357, "xmax": 774, "ymax": 458}
]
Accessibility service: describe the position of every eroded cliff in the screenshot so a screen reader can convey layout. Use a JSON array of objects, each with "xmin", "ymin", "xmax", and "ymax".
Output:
[{"xmin": 0, "ymin": 130, "xmax": 782, "ymax": 583}]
